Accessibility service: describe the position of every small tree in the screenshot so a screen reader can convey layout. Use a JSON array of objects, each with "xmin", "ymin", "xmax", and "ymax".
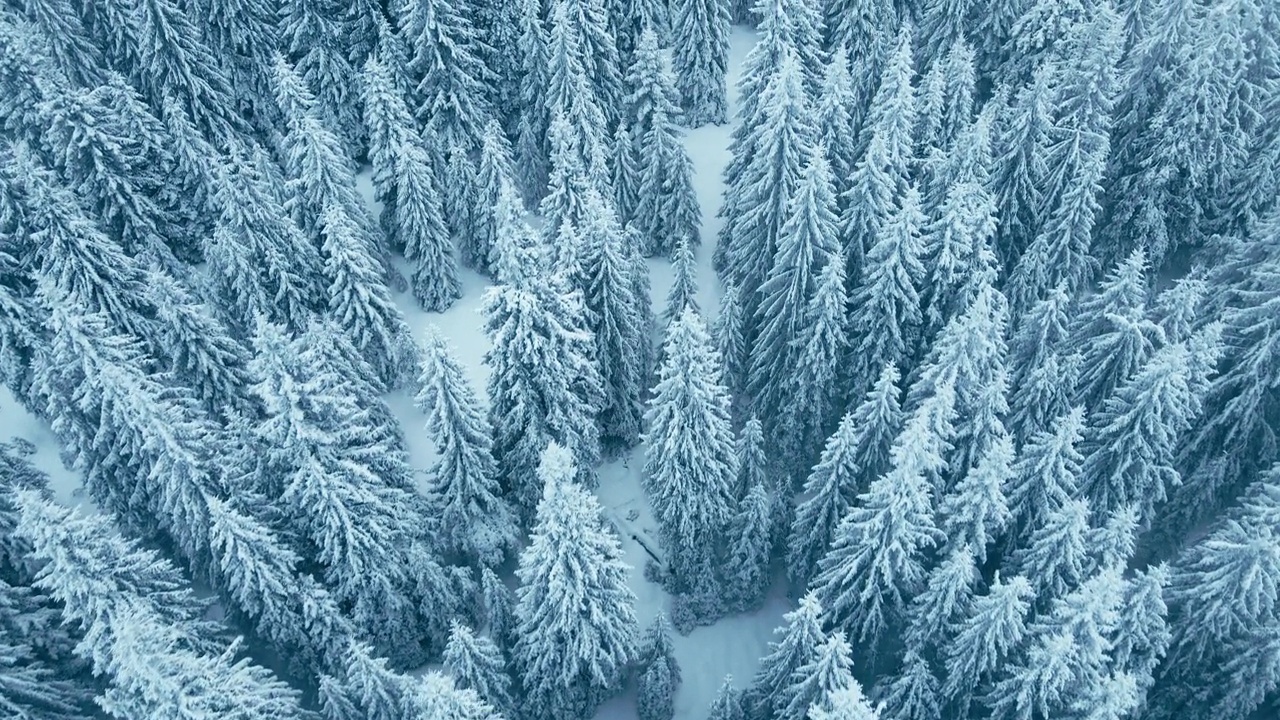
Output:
[
  {"xmin": 726, "ymin": 481, "xmax": 774, "ymax": 612},
  {"xmin": 443, "ymin": 622, "xmax": 515, "ymax": 719}
]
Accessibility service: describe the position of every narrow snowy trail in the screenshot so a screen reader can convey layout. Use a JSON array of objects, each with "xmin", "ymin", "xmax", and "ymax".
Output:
[{"xmin": 381, "ymin": 25, "xmax": 795, "ymax": 720}]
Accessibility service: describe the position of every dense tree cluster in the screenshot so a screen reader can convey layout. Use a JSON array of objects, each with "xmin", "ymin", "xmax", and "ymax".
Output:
[{"xmin": 1, "ymin": 0, "xmax": 1278, "ymax": 718}]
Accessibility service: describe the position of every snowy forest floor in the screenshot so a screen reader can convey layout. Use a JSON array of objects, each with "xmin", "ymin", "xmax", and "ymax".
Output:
[{"xmin": 0, "ymin": 22, "xmax": 788, "ymax": 720}]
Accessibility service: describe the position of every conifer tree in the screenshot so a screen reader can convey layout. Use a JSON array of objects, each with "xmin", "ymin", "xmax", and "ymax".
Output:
[
  {"xmin": 847, "ymin": 184, "xmax": 927, "ymax": 399},
  {"xmin": 551, "ymin": 0, "xmax": 623, "ymax": 127},
  {"xmin": 396, "ymin": 135, "xmax": 462, "ymax": 312},
  {"xmin": 639, "ymin": 660, "xmax": 676, "ymax": 720},
  {"xmin": 12, "ymin": 491, "xmax": 310, "ymax": 720},
  {"xmin": 726, "ymin": 481, "xmax": 774, "ymax": 611},
  {"xmin": 1007, "ymin": 282, "xmax": 1072, "ymax": 391},
  {"xmin": 514, "ymin": 444, "xmax": 639, "ymax": 720},
  {"xmin": 397, "ymin": 0, "xmax": 494, "ymax": 152},
  {"xmin": 919, "ymin": 0, "xmax": 973, "ymax": 65},
  {"xmin": 636, "ymin": 103, "xmax": 702, "ymax": 258},
  {"xmin": 415, "ymin": 327, "xmax": 518, "ymax": 565},
  {"xmin": 81, "ymin": 0, "xmax": 245, "ymax": 143},
  {"xmin": 940, "ymin": 433, "xmax": 1013, "ymax": 564},
  {"xmin": 611, "ymin": 122, "xmax": 642, "ymax": 228},
  {"xmin": 735, "ymin": 414, "xmax": 769, "ymax": 500},
  {"xmin": 707, "ymin": 676, "xmax": 744, "ymax": 720},
  {"xmin": 638, "ymin": 612, "xmax": 683, "ymax": 687},
  {"xmin": 750, "ymin": 147, "xmax": 840, "ymax": 437},
  {"xmin": 716, "ymin": 282, "xmax": 749, "ymax": 398},
  {"xmin": 643, "ymin": 308, "xmax": 737, "ymax": 589},
  {"xmin": 664, "ymin": 241, "xmax": 701, "ymax": 330},
  {"xmin": 815, "ymin": 48, "xmax": 861, "ymax": 202},
  {"xmin": 776, "ymin": 633, "xmax": 856, "ymax": 720},
  {"xmin": 1013, "ymin": 497, "xmax": 1092, "ymax": 602},
  {"xmin": 480, "ymin": 567, "xmax": 516, "ymax": 651},
  {"xmin": 443, "ymin": 623, "xmax": 515, "ymax": 720},
  {"xmin": 921, "ymin": 176, "xmax": 998, "ymax": 338},
  {"xmin": 878, "ymin": 648, "xmax": 940, "ymax": 720},
  {"xmin": 580, "ymin": 188, "xmax": 648, "ymax": 451},
  {"xmin": 810, "ymin": 387, "xmax": 951, "ymax": 648},
  {"xmin": 672, "ymin": 0, "xmax": 731, "ymax": 125},
  {"xmin": 940, "ymin": 574, "xmax": 1035, "ymax": 714},
  {"xmin": 359, "ymin": 51, "xmax": 420, "ymax": 239},
  {"xmin": 540, "ymin": 111, "xmax": 595, "ymax": 247},
  {"xmin": 786, "ymin": 412, "xmax": 862, "ymax": 589},
  {"xmin": 1071, "ymin": 250, "xmax": 1161, "ymax": 409},
  {"xmin": 742, "ymin": 593, "xmax": 825, "ymax": 720},
  {"xmin": 722, "ymin": 49, "xmax": 814, "ymax": 321},
  {"xmin": 839, "ymin": 23, "xmax": 915, "ymax": 278},
  {"xmin": 1005, "ymin": 407, "xmax": 1086, "ymax": 549},
  {"xmin": 281, "ymin": 0, "xmax": 363, "ymax": 152},
  {"xmin": 18, "ymin": 0, "xmax": 105, "ymax": 89},
  {"xmin": 902, "ymin": 547, "xmax": 980, "ymax": 654},
  {"xmin": 514, "ymin": 0, "xmax": 551, "ymax": 201},
  {"xmin": 319, "ymin": 204, "xmax": 415, "ymax": 387},
  {"xmin": 824, "ymin": 0, "xmax": 894, "ymax": 66},
  {"xmin": 991, "ymin": 65, "xmax": 1055, "ymax": 268},
  {"xmin": 1082, "ymin": 340, "xmax": 1213, "ymax": 525}
]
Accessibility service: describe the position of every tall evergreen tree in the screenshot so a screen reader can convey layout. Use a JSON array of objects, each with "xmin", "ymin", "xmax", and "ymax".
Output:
[
  {"xmin": 810, "ymin": 386, "xmax": 951, "ymax": 649},
  {"xmin": 902, "ymin": 546, "xmax": 980, "ymax": 654},
  {"xmin": 839, "ymin": 22, "xmax": 915, "ymax": 280},
  {"xmin": 443, "ymin": 623, "xmax": 515, "ymax": 720},
  {"xmin": 847, "ymin": 184, "xmax": 927, "ymax": 400},
  {"xmin": 469, "ymin": 121, "xmax": 519, "ymax": 273},
  {"xmin": 786, "ymin": 412, "xmax": 862, "ymax": 589},
  {"xmin": 396, "ymin": 135, "xmax": 462, "ymax": 312},
  {"xmin": 642, "ymin": 308, "xmax": 737, "ymax": 589},
  {"xmin": 815, "ymin": 47, "xmax": 861, "ymax": 201},
  {"xmin": 664, "ymin": 237, "xmax": 701, "ymax": 326},
  {"xmin": 672, "ymin": 0, "xmax": 731, "ymax": 125},
  {"xmin": 397, "ymin": 0, "xmax": 494, "ymax": 153},
  {"xmin": 580, "ymin": 188, "xmax": 649, "ymax": 451},
  {"xmin": 1071, "ymin": 250, "xmax": 1161, "ymax": 409},
  {"xmin": 514, "ymin": 444, "xmax": 639, "ymax": 720},
  {"xmin": 707, "ymin": 676, "xmax": 744, "ymax": 720},
  {"xmin": 940, "ymin": 573, "xmax": 1035, "ymax": 715},
  {"xmin": 1005, "ymin": 406, "xmax": 1086, "ymax": 549},
  {"xmin": 611, "ymin": 122, "xmax": 642, "ymax": 228},
  {"xmin": 991, "ymin": 64, "xmax": 1055, "ymax": 269},
  {"xmin": 1012, "ymin": 497, "xmax": 1091, "ymax": 602},
  {"xmin": 878, "ymin": 648, "xmax": 940, "ymax": 720},
  {"xmin": 552, "ymin": 0, "xmax": 624, "ymax": 127},
  {"xmin": 716, "ymin": 282, "xmax": 749, "ymax": 398},
  {"xmin": 742, "ymin": 592, "xmax": 826, "ymax": 720},
  {"xmin": 776, "ymin": 633, "xmax": 856, "ymax": 720},
  {"xmin": 281, "ymin": 0, "xmax": 363, "ymax": 153},
  {"xmin": 725, "ymin": 480, "xmax": 774, "ymax": 611},
  {"xmin": 415, "ymin": 327, "xmax": 518, "ymax": 565},
  {"xmin": 940, "ymin": 433, "xmax": 1014, "ymax": 564},
  {"xmin": 514, "ymin": 0, "xmax": 551, "ymax": 201}
]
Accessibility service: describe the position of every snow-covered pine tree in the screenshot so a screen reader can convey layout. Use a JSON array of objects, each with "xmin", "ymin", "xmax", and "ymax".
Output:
[
  {"xmin": 638, "ymin": 612, "xmax": 683, "ymax": 686},
  {"xmin": 940, "ymin": 432, "xmax": 1013, "ymax": 564},
  {"xmin": 1011, "ymin": 496, "xmax": 1091, "ymax": 603},
  {"xmin": 639, "ymin": 659, "xmax": 677, "ymax": 720},
  {"xmin": 1004, "ymin": 406, "xmax": 1086, "ymax": 550},
  {"xmin": 902, "ymin": 546, "xmax": 980, "ymax": 655},
  {"xmin": 725, "ymin": 480, "xmax": 774, "ymax": 611},
  {"xmin": 208, "ymin": 148, "xmax": 325, "ymax": 332},
  {"xmin": 824, "ymin": 0, "xmax": 895, "ymax": 66},
  {"xmin": 397, "ymin": 0, "xmax": 493, "ymax": 154},
  {"xmin": 1007, "ymin": 282, "xmax": 1071, "ymax": 393},
  {"xmin": 643, "ymin": 308, "xmax": 737, "ymax": 590},
  {"xmin": 359, "ymin": 52, "xmax": 416, "ymax": 244},
  {"xmin": 846, "ymin": 184, "xmax": 927, "ymax": 401},
  {"xmin": 79, "ymin": 0, "xmax": 245, "ymax": 143},
  {"xmin": 17, "ymin": 0, "xmax": 105, "ymax": 89},
  {"xmin": 815, "ymin": 48, "xmax": 861, "ymax": 204},
  {"xmin": 707, "ymin": 676, "xmax": 744, "ymax": 720},
  {"xmin": 839, "ymin": 22, "xmax": 915, "ymax": 281},
  {"xmin": 672, "ymin": 0, "xmax": 731, "ymax": 125},
  {"xmin": 480, "ymin": 567, "xmax": 516, "ymax": 651},
  {"xmin": 514, "ymin": 444, "xmax": 639, "ymax": 720},
  {"xmin": 280, "ymin": 0, "xmax": 363, "ymax": 153},
  {"xmin": 611, "ymin": 122, "xmax": 642, "ymax": 228},
  {"xmin": 750, "ymin": 145, "xmax": 840, "ymax": 447},
  {"xmin": 786, "ymin": 412, "xmax": 861, "ymax": 589},
  {"xmin": 735, "ymin": 414, "xmax": 769, "ymax": 500},
  {"xmin": 443, "ymin": 622, "xmax": 515, "ymax": 720},
  {"xmin": 11, "ymin": 489, "xmax": 309, "ymax": 719},
  {"xmin": 991, "ymin": 64, "xmax": 1055, "ymax": 269},
  {"xmin": 878, "ymin": 647, "xmax": 939, "ymax": 720},
  {"xmin": 636, "ymin": 612, "xmax": 681, "ymax": 720},
  {"xmin": 920, "ymin": 174, "xmax": 998, "ymax": 340},
  {"xmin": 775, "ymin": 632, "xmax": 856, "ymax": 720},
  {"xmin": 940, "ymin": 573, "xmax": 1035, "ymax": 715},
  {"xmin": 443, "ymin": 146, "xmax": 481, "ymax": 267},
  {"xmin": 415, "ymin": 326, "xmax": 518, "ymax": 565},
  {"xmin": 1082, "ymin": 339, "xmax": 1216, "ymax": 526},
  {"xmin": 1070, "ymin": 250, "xmax": 1161, "ymax": 409},
  {"xmin": 918, "ymin": 0, "xmax": 973, "ymax": 66},
  {"xmin": 318, "ymin": 203, "xmax": 415, "ymax": 387},
  {"xmin": 395, "ymin": 135, "xmax": 462, "ymax": 312},
  {"xmin": 742, "ymin": 592, "xmax": 825, "ymax": 720},
  {"xmin": 540, "ymin": 111, "xmax": 595, "ymax": 249},
  {"xmin": 722, "ymin": 48, "xmax": 814, "ymax": 326},
  {"xmin": 810, "ymin": 385, "xmax": 951, "ymax": 649},
  {"xmin": 716, "ymin": 282, "xmax": 749, "ymax": 398},
  {"xmin": 580, "ymin": 188, "xmax": 649, "ymax": 451},
  {"xmin": 552, "ymin": 0, "xmax": 624, "ymax": 127},
  {"xmin": 514, "ymin": 0, "xmax": 551, "ymax": 202}
]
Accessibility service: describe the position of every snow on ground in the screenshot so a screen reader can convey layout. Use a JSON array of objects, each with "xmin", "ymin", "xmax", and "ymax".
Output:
[
  {"xmin": 382, "ymin": 25, "xmax": 792, "ymax": 720},
  {"xmin": 0, "ymin": 385, "xmax": 92, "ymax": 510}
]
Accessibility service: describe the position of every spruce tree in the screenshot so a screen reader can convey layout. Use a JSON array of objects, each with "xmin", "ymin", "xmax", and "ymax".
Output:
[
  {"xmin": 722, "ymin": 49, "xmax": 814, "ymax": 322},
  {"xmin": 742, "ymin": 593, "xmax": 825, "ymax": 720},
  {"xmin": 815, "ymin": 48, "xmax": 861, "ymax": 202},
  {"xmin": 824, "ymin": 0, "xmax": 895, "ymax": 68},
  {"xmin": 839, "ymin": 23, "xmax": 915, "ymax": 279},
  {"xmin": 514, "ymin": 0, "xmax": 551, "ymax": 201},
  {"xmin": 639, "ymin": 660, "xmax": 677, "ymax": 720},
  {"xmin": 540, "ymin": 0, "xmax": 611, "ymax": 185},
  {"xmin": 514, "ymin": 444, "xmax": 639, "ymax": 720},
  {"xmin": 878, "ymin": 648, "xmax": 940, "ymax": 720},
  {"xmin": 611, "ymin": 122, "xmax": 642, "ymax": 228},
  {"xmin": 1005, "ymin": 407, "xmax": 1086, "ymax": 549},
  {"xmin": 18, "ymin": 0, "xmax": 105, "ymax": 88},
  {"xmin": 735, "ymin": 414, "xmax": 769, "ymax": 501},
  {"xmin": 940, "ymin": 433, "xmax": 1014, "ymax": 564},
  {"xmin": 395, "ymin": 135, "xmax": 462, "ymax": 312},
  {"xmin": 1071, "ymin": 250, "xmax": 1161, "ymax": 409},
  {"xmin": 638, "ymin": 612, "xmax": 683, "ymax": 686},
  {"xmin": 786, "ymin": 412, "xmax": 862, "ymax": 589},
  {"xmin": 642, "ymin": 308, "xmax": 737, "ymax": 590},
  {"xmin": 847, "ymin": 184, "xmax": 927, "ymax": 400},
  {"xmin": 664, "ymin": 237, "xmax": 702, "ymax": 325},
  {"xmin": 707, "ymin": 676, "xmax": 744, "ymax": 720},
  {"xmin": 940, "ymin": 573, "xmax": 1035, "ymax": 714},
  {"xmin": 551, "ymin": 0, "xmax": 623, "ymax": 127},
  {"xmin": 540, "ymin": 111, "xmax": 595, "ymax": 247},
  {"xmin": 397, "ymin": 0, "xmax": 494, "ymax": 152},
  {"xmin": 991, "ymin": 64, "xmax": 1055, "ymax": 268},
  {"xmin": 280, "ymin": 0, "xmax": 363, "ymax": 153},
  {"xmin": 810, "ymin": 388, "xmax": 951, "ymax": 648},
  {"xmin": 1012, "ymin": 497, "xmax": 1092, "ymax": 602},
  {"xmin": 443, "ymin": 623, "xmax": 515, "ymax": 720},
  {"xmin": 672, "ymin": 0, "xmax": 731, "ymax": 125},
  {"xmin": 716, "ymin": 282, "xmax": 749, "ymax": 398},
  {"xmin": 749, "ymin": 146, "xmax": 840, "ymax": 439},
  {"xmin": 919, "ymin": 0, "xmax": 973, "ymax": 65},
  {"xmin": 902, "ymin": 546, "xmax": 980, "ymax": 654},
  {"xmin": 726, "ymin": 481, "xmax": 774, "ymax": 611},
  {"xmin": 1007, "ymin": 282, "xmax": 1072, "ymax": 392},
  {"xmin": 415, "ymin": 327, "xmax": 518, "ymax": 565},
  {"xmin": 775, "ymin": 633, "xmax": 856, "ymax": 720},
  {"xmin": 480, "ymin": 567, "xmax": 516, "ymax": 651}
]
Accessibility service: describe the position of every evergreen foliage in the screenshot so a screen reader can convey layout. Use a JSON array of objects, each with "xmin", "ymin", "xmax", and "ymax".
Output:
[
  {"xmin": 725, "ymin": 480, "xmax": 774, "ymax": 611},
  {"xmin": 443, "ymin": 623, "xmax": 515, "ymax": 720},
  {"xmin": 742, "ymin": 592, "xmax": 825, "ymax": 720},
  {"xmin": 672, "ymin": 0, "xmax": 731, "ymax": 125}
]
